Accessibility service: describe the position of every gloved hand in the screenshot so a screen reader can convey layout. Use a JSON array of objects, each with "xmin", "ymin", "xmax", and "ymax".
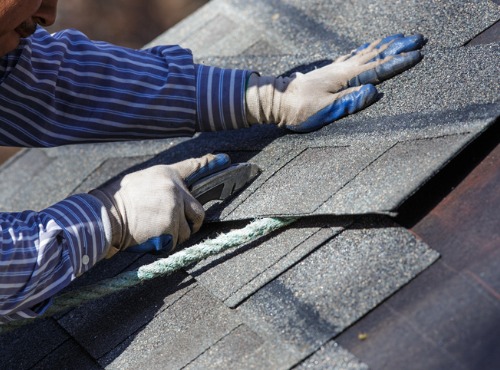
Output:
[
  {"xmin": 246, "ymin": 33, "xmax": 425, "ymax": 132},
  {"xmin": 90, "ymin": 153, "xmax": 231, "ymax": 258}
]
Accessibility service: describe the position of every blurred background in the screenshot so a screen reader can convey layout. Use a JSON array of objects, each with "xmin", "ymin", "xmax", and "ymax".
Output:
[
  {"xmin": 0, "ymin": 0, "xmax": 209, "ymax": 165},
  {"xmin": 47, "ymin": 0, "xmax": 209, "ymax": 49}
]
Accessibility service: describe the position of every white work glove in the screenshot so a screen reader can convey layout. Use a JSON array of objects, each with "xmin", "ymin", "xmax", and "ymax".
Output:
[
  {"xmin": 90, "ymin": 153, "xmax": 230, "ymax": 258},
  {"xmin": 246, "ymin": 34, "xmax": 425, "ymax": 132}
]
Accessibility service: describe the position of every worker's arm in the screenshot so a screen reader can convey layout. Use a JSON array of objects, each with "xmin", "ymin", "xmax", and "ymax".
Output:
[
  {"xmin": 0, "ymin": 154, "xmax": 227, "ymax": 322},
  {"xmin": 0, "ymin": 195, "xmax": 109, "ymax": 322},
  {"xmin": 0, "ymin": 27, "xmax": 251, "ymax": 147},
  {"xmin": 0, "ymin": 28, "xmax": 424, "ymax": 148}
]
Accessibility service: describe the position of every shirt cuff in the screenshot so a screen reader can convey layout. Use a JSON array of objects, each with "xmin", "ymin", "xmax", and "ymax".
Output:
[
  {"xmin": 42, "ymin": 194, "xmax": 110, "ymax": 277},
  {"xmin": 194, "ymin": 64, "xmax": 253, "ymax": 131}
]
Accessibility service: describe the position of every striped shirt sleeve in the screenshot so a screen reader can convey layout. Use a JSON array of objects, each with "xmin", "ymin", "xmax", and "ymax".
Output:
[
  {"xmin": 0, "ymin": 194, "xmax": 109, "ymax": 322},
  {"xmin": 0, "ymin": 27, "xmax": 253, "ymax": 147},
  {"xmin": 195, "ymin": 64, "xmax": 251, "ymax": 131}
]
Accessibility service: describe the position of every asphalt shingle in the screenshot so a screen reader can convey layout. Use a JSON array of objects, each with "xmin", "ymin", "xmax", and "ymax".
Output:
[
  {"xmin": 100, "ymin": 285, "xmax": 244, "ymax": 369},
  {"xmin": 0, "ymin": 319, "xmax": 69, "ymax": 369},
  {"xmin": 154, "ymin": 0, "xmax": 500, "ymax": 56},
  {"xmin": 235, "ymin": 217, "xmax": 439, "ymax": 368},
  {"xmin": 188, "ymin": 218, "xmax": 351, "ymax": 307},
  {"xmin": 57, "ymin": 262, "xmax": 195, "ymax": 360},
  {"xmin": 31, "ymin": 339, "xmax": 100, "ymax": 370},
  {"xmin": 296, "ymin": 340, "xmax": 369, "ymax": 370}
]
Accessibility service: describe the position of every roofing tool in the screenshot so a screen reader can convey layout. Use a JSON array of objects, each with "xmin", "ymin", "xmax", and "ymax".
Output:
[
  {"xmin": 127, "ymin": 161, "xmax": 260, "ymax": 254},
  {"xmin": 190, "ymin": 162, "xmax": 260, "ymax": 205}
]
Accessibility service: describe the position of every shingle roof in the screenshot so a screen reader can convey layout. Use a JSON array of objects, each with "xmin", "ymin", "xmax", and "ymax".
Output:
[{"xmin": 1, "ymin": 0, "xmax": 499, "ymax": 368}]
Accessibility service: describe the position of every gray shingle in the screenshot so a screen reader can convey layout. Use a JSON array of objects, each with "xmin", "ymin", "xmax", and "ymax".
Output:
[
  {"xmin": 72, "ymin": 155, "xmax": 153, "ymax": 194},
  {"xmin": 156, "ymin": 0, "xmax": 499, "ymax": 57},
  {"xmin": 316, "ymin": 134, "xmax": 477, "ymax": 215},
  {"xmin": 100, "ymin": 285, "xmax": 244, "ymax": 369},
  {"xmin": 58, "ymin": 259, "xmax": 195, "ymax": 360},
  {"xmin": 0, "ymin": 319, "xmax": 69, "ymax": 370},
  {"xmin": 1, "ymin": 153, "xmax": 102, "ymax": 211},
  {"xmin": 184, "ymin": 324, "xmax": 264, "ymax": 369},
  {"xmin": 238, "ymin": 217, "xmax": 438, "ymax": 356},
  {"xmin": 189, "ymin": 218, "xmax": 351, "ymax": 307},
  {"xmin": 0, "ymin": 149, "xmax": 53, "ymax": 210},
  {"xmin": 297, "ymin": 340, "xmax": 369, "ymax": 370},
  {"xmin": 40, "ymin": 137, "xmax": 184, "ymax": 159},
  {"xmin": 31, "ymin": 339, "xmax": 100, "ymax": 370},
  {"xmin": 226, "ymin": 145, "xmax": 391, "ymax": 219}
]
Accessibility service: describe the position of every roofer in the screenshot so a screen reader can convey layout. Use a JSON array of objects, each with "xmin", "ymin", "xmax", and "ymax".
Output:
[{"xmin": 0, "ymin": 0, "xmax": 425, "ymax": 322}]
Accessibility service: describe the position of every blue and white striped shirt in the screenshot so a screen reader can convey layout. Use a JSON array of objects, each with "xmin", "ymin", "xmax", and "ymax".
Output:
[{"xmin": 0, "ymin": 27, "xmax": 251, "ymax": 322}]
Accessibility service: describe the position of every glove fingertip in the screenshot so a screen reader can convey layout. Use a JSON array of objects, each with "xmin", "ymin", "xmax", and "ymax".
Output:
[
  {"xmin": 286, "ymin": 84, "xmax": 378, "ymax": 133},
  {"xmin": 377, "ymin": 33, "xmax": 405, "ymax": 48},
  {"xmin": 379, "ymin": 34, "xmax": 426, "ymax": 58},
  {"xmin": 380, "ymin": 50, "xmax": 423, "ymax": 77}
]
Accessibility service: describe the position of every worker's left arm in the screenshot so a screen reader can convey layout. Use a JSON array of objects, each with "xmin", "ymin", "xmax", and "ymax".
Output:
[
  {"xmin": 0, "ymin": 27, "xmax": 251, "ymax": 147},
  {"xmin": 0, "ymin": 29, "xmax": 424, "ymax": 149}
]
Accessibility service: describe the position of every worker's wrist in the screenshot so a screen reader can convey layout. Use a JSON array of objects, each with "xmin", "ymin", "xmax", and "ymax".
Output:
[
  {"xmin": 89, "ymin": 189, "xmax": 122, "ymax": 259},
  {"xmin": 194, "ymin": 64, "xmax": 253, "ymax": 131}
]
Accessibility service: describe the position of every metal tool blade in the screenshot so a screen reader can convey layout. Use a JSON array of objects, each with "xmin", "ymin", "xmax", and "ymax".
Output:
[{"xmin": 190, "ymin": 163, "xmax": 260, "ymax": 205}]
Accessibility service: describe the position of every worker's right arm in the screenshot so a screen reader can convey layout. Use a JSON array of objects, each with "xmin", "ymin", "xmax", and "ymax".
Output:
[
  {"xmin": 0, "ymin": 153, "xmax": 227, "ymax": 322},
  {"xmin": 0, "ymin": 194, "xmax": 109, "ymax": 322}
]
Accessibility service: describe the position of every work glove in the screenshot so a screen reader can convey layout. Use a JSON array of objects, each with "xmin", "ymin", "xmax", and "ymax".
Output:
[
  {"xmin": 246, "ymin": 33, "xmax": 425, "ymax": 132},
  {"xmin": 90, "ymin": 153, "xmax": 231, "ymax": 258}
]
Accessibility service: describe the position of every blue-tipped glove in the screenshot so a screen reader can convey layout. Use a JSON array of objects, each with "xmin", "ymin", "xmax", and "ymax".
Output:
[
  {"xmin": 90, "ymin": 154, "xmax": 231, "ymax": 258},
  {"xmin": 245, "ymin": 34, "xmax": 425, "ymax": 132}
]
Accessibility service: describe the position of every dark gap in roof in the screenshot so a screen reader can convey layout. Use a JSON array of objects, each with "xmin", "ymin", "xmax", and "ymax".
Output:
[
  {"xmin": 465, "ymin": 19, "xmax": 500, "ymax": 46},
  {"xmin": 395, "ymin": 118, "xmax": 499, "ymax": 228}
]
